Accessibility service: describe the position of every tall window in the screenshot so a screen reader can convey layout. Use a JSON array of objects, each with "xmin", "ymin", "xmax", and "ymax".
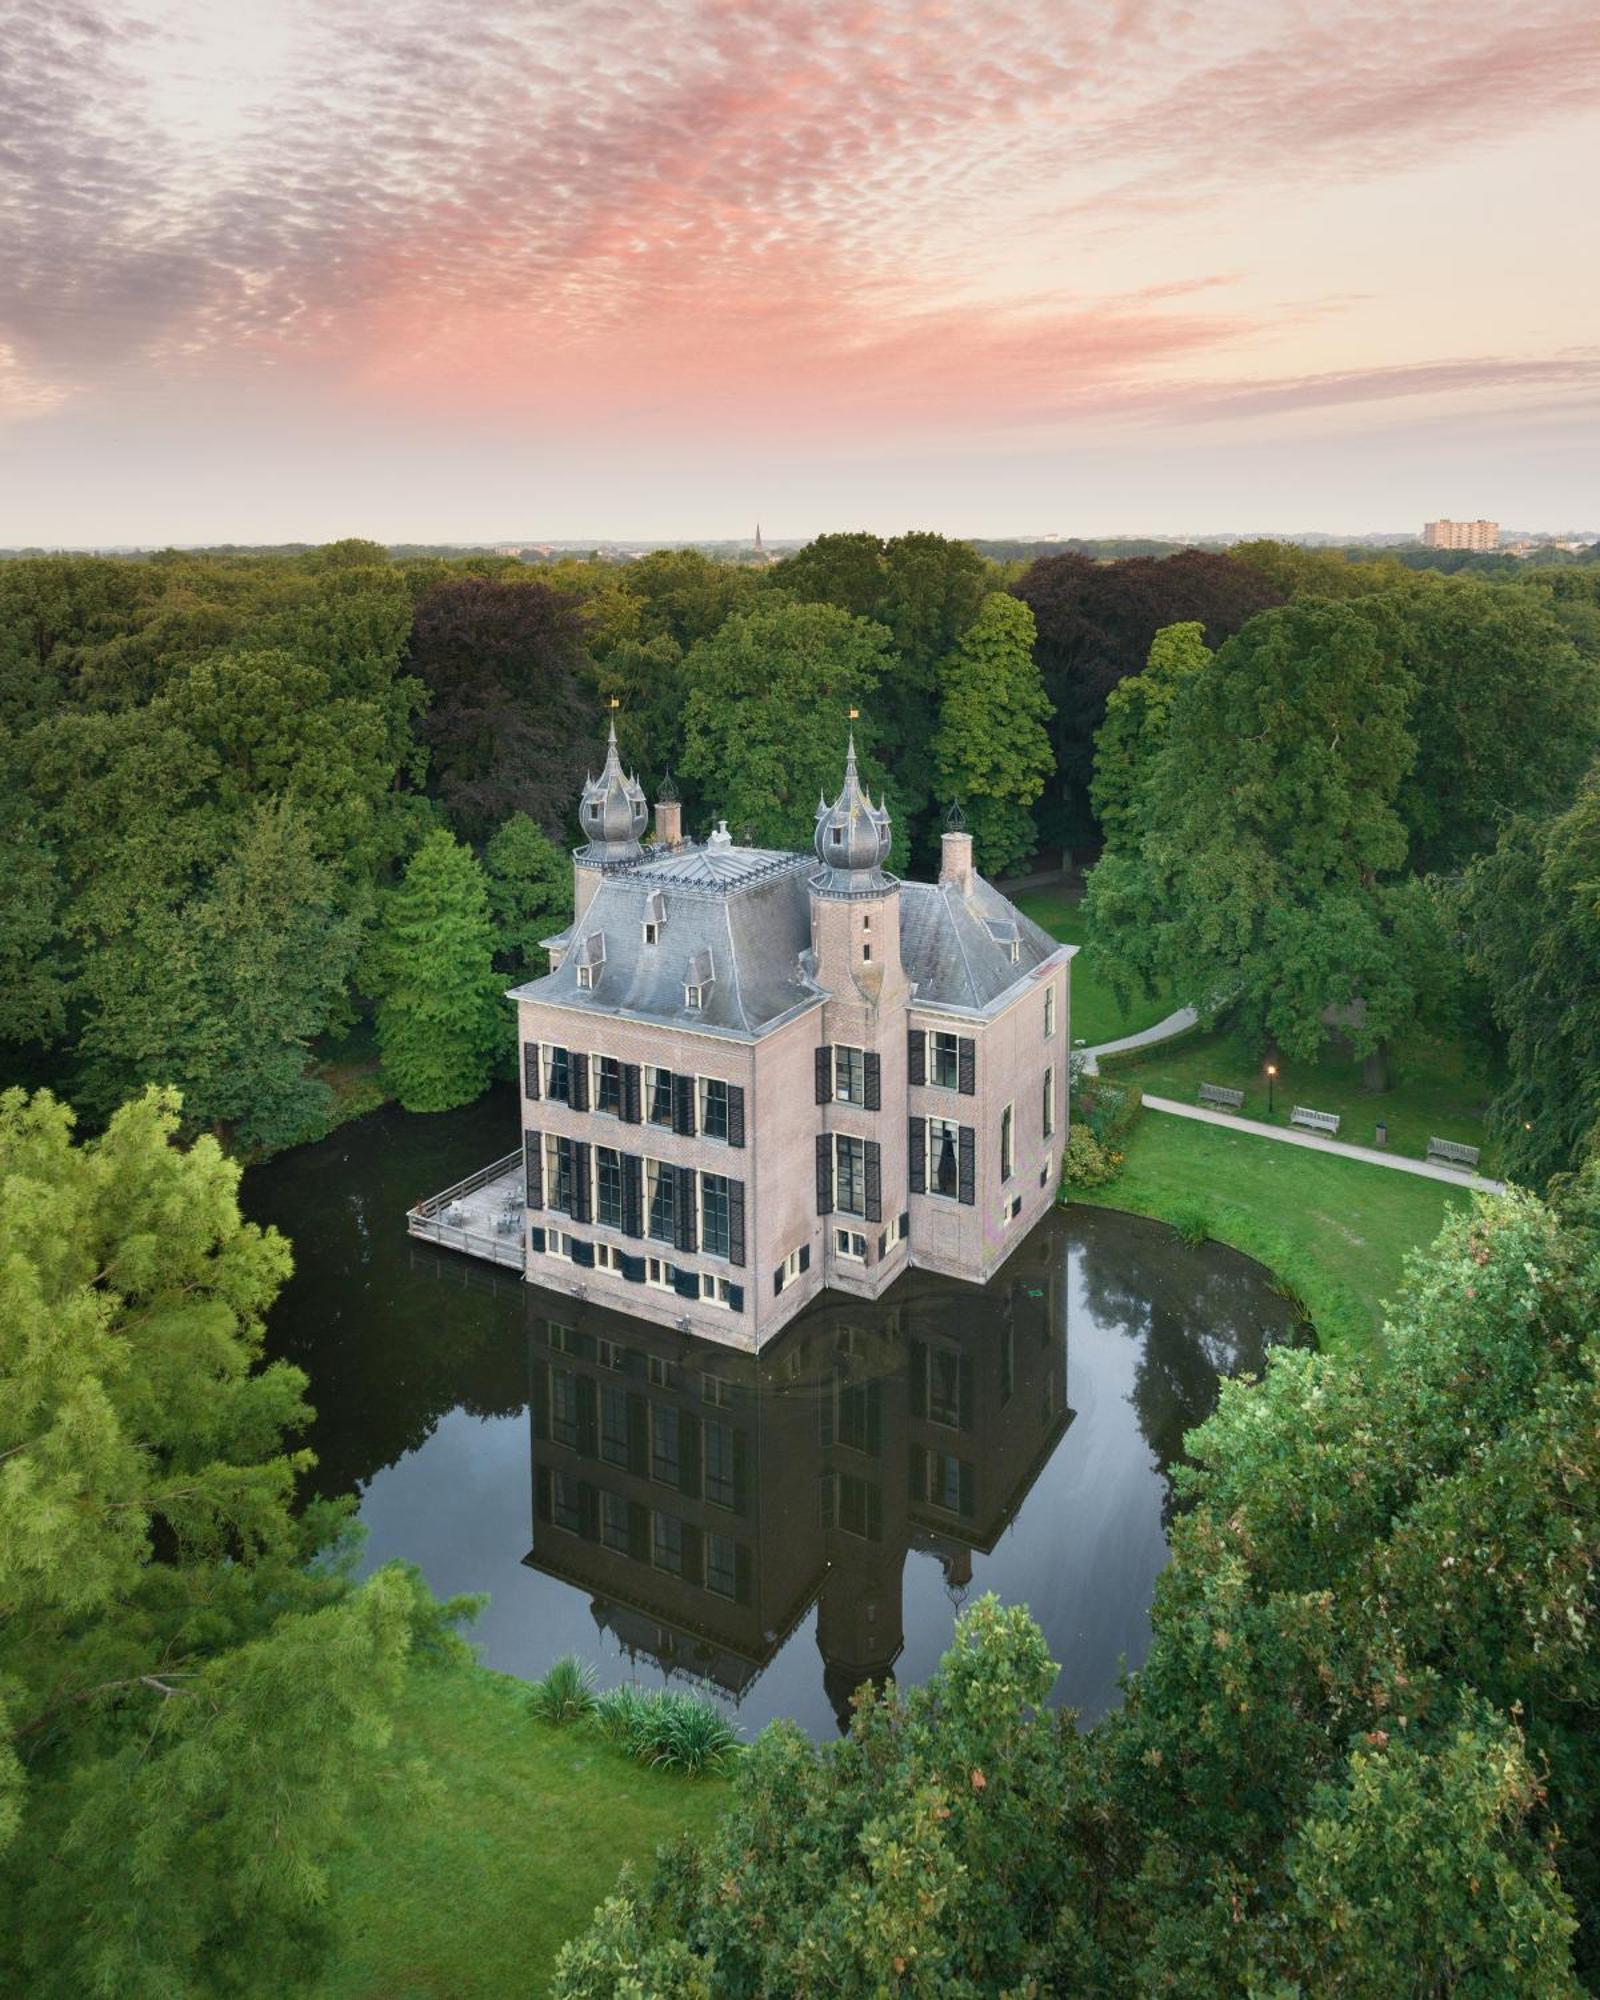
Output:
[
  {"xmin": 550, "ymin": 1369, "xmax": 580, "ymax": 1448},
  {"xmin": 645, "ymin": 1066, "xmax": 674, "ymax": 1127},
  {"xmin": 1043, "ymin": 1066, "xmax": 1055, "ymax": 1139},
  {"xmin": 651, "ymin": 1511, "xmax": 684, "ymax": 1575},
  {"xmin": 834, "ymin": 1134, "xmax": 866, "ymax": 1217},
  {"xmin": 1000, "ymin": 1103, "xmax": 1014, "ymax": 1182},
  {"xmin": 551, "ymin": 1470, "xmax": 582, "ymax": 1532},
  {"xmin": 596, "ymin": 1146, "xmax": 624, "ymax": 1228},
  {"xmin": 600, "ymin": 1385, "xmax": 629, "ymax": 1467},
  {"xmin": 596, "ymin": 1055, "xmax": 622, "ymax": 1116},
  {"xmin": 544, "ymin": 1135, "xmax": 577, "ymax": 1215},
  {"xmin": 834, "ymin": 1045, "xmax": 865, "ymax": 1104},
  {"xmin": 705, "ymin": 1531, "xmax": 738, "ymax": 1599},
  {"xmin": 704, "ymin": 1420, "xmax": 736, "ymax": 1509},
  {"xmin": 646, "ymin": 1159, "xmax": 676, "ymax": 1243},
  {"xmin": 650, "ymin": 1406, "xmax": 681, "ymax": 1486},
  {"xmin": 544, "ymin": 1045, "xmax": 571, "ymax": 1103},
  {"xmin": 927, "ymin": 1118, "xmax": 960, "ymax": 1199},
  {"xmin": 699, "ymin": 1076, "xmax": 730, "ymax": 1141},
  {"xmin": 1044, "ymin": 987, "xmax": 1056, "ymax": 1040},
  {"xmin": 701, "ymin": 1173, "xmax": 731, "ymax": 1258},
  {"xmin": 927, "ymin": 1344, "xmax": 963, "ymax": 1428},
  {"xmin": 600, "ymin": 1490, "xmax": 630, "ymax": 1553},
  {"xmin": 930, "ymin": 1031, "xmax": 960, "ymax": 1090}
]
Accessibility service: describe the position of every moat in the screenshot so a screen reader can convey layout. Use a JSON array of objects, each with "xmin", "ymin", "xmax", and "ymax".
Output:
[{"xmin": 251, "ymin": 1088, "xmax": 1304, "ymax": 1738}]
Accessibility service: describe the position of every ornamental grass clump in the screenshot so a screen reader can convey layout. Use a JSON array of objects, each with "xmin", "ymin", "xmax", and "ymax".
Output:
[
  {"xmin": 594, "ymin": 1684, "xmax": 739, "ymax": 1776},
  {"xmin": 528, "ymin": 1654, "xmax": 597, "ymax": 1725},
  {"xmin": 1168, "ymin": 1198, "xmax": 1215, "ymax": 1247}
]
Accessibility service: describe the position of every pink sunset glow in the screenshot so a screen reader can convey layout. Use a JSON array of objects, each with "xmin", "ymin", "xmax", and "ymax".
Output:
[{"xmin": 5, "ymin": 0, "xmax": 1599, "ymax": 542}]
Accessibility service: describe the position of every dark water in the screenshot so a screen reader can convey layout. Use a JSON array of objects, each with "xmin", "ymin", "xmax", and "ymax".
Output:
[{"xmin": 249, "ymin": 1089, "xmax": 1303, "ymax": 1738}]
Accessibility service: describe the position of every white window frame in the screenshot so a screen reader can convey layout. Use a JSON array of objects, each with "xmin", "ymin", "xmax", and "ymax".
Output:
[
  {"xmin": 684, "ymin": 982, "xmax": 705, "ymax": 1009},
  {"xmin": 700, "ymin": 1272, "xmax": 734, "ymax": 1307},
  {"xmin": 776, "ymin": 1245, "xmax": 805, "ymax": 1293},
  {"xmin": 1043, "ymin": 1065, "xmax": 1055, "ymax": 1139},
  {"xmin": 1000, "ymin": 1102, "xmax": 1014, "ymax": 1183},
  {"xmin": 697, "ymin": 1074, "xmax": 731, "ymax": 1143},
  {"xmin": 929, "ymin": 1030, "xmax": 960, "ymax": 1092},
  {"xmin": 926, "ymin": 1116, "xmax": 962, "ymax": 1201},
  {"xmin": 642, "ymin": 920, "xmax": 660, "ymax": 946},
  {"xmin": 834, "ymin": 1226, "xmax": 867, "ymax": 1262},
  {"xmin": 833, "ymin": 1133, "xmax": 867, "ymax": 1218},
  {"xmin": 577, "ymin": 962, "xmax": 597, "ymax": 989},
  {"xmin": 645, "ymin": 1255, "xmax": 676, "ymax": 1291},
  {"xmin": 1044, "ymin": 987, "xmax": 1056, "ymax": 1040},
  {"xmin": 834, "ymin": 1044, "xmax": 866, "ymax": 1105}
]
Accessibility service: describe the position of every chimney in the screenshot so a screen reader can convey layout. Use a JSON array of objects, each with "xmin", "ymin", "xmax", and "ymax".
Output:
[
  {"xmin": 653, "ymin": 773, "xmax": 683, "ymax": 849},
  {"xmin": 940, "ymin": 827, "xmax": 974, "ymax": 893}
]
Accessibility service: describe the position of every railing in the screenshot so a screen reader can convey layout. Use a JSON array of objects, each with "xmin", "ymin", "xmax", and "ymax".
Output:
[
  {"xmin": 407, "ymin": 1152, "xmax": 526, "ymax": 1272},
  {"xmin": 409, "ymin": 1151, "xmax": 521, "ymax": 1219}
]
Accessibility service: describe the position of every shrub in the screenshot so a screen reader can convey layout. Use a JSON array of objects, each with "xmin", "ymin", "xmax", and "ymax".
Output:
[
  {"xmin": 594, "ymin": 1685, "xmax": 739, "ymax": 1776},
  {"xmin": 529, "ymin": 1654, "xmax": 597, "ymax": 1725},
  {"xmin": 1063, "ymin": 1124, "xmax": 1121, "ymax": 1190},
  {"xmin": 1168, "ymin": 1198, "xmax": 1215, "ymax": 1247}
]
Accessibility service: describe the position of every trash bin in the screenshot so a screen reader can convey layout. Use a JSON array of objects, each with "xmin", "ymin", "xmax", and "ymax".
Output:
[{"xmin": 1374, "ymin": 1122, "xmax": 1388, "ymax": 1147}]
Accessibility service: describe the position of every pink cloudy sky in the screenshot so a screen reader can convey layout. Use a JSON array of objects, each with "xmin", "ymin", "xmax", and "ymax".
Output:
[{"xmin": 5, "ymin": 0, "xmax": 1599, "ymax": 544}]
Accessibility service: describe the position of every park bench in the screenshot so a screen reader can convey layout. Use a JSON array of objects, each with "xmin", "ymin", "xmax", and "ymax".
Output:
[
  {"xmin": 1197, "ymin": 1083, "xmax": 1245, "ymax": 1111},
  {"xmin": 1290, "ymin": 1105, "xmax": 1341, "ymax": 1137},
  {"xmin": 1427, "ymin": 1136, "xmax": 1481, "ymax": 1171}
]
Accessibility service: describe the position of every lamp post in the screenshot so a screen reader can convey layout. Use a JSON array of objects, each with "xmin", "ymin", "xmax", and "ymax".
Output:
[{"xmin": 1265, "ymin": 1062, "xmax": 1277, "ymax": 1118}]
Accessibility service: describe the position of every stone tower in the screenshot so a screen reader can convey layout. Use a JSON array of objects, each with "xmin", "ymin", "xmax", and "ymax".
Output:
[{"xmin": 573, "ymin": 718, "xmax": 647, "ymax": 924}]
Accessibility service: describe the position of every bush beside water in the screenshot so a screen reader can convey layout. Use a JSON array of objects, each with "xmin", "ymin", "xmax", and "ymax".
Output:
[{"xmin": 529, "ymin": 1660, "xmax": 739, "ymax": 1777}]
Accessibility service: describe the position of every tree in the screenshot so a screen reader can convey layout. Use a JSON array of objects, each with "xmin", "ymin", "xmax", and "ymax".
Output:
[
  {"xmin": 484, "ymin": 811, "xmax": 572, "ymax": 976},
  {"xmin": 1011, "ymin": 549, "xmax": 1283, "ymax": 846},
  {"xmin": 1460, "ymin": 764, "xmax": 1600, "ymax": 1185},
  {"xmin": 1085, "ymin": 600, "xmax": 1441, "ymax": 1086},
  {"xmin": 407, "ymin": 576, "xmax": 599, "ymax": 843},
  {"xmin": 0, "ymin": 783, "xmax": 69, "ymax": 1048},
  {"xmin": 930, "ymin": 594, "xmax": 1053, "ymax": 874},
  {"xmin": 0, "ymin": 1086, "xmax": 463, "ymax": 1996},
  {"xmin": 374, "ymin": 830, "xmax": 505, "ymax": 1111},
  {"xmin": 678, "ymin": 601, "xmax": 898, "ymax": 856},
  {"xmin": 1089, "ymin": 620, "xmax": 1212, "ymax": 849}
]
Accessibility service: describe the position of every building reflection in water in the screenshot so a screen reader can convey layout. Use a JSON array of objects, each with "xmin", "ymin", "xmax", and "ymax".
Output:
[{"xmin": 526, "ymin": 1227, "xmax": 1067, "ymax": 1730}]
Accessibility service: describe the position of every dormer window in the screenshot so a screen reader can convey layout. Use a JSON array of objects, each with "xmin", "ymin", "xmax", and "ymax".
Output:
[
  {"xmin": 578, "ymin": 963, "xmax": 597, "ymax": 988},
  {"xmin": 575, "ymin": 931, "xmax": 606, "ymax": 991},
  {"xmin": 643, "ymin": 922, "xmax": 660, "ymax": 946},
  {"xmin": 684, "ymin": 983, "xmax": 705, "ymax": 1009},
  {"xmin": 1008, "ymin": 939, "xmax": 1021, "ymax": 964},
  {"xmin": 641, "ymin": 890, "xmax": 666, "ymax": 948},
  {"xmin": 683, "ymin": 944, "xmax": 715, "ymax": 1012},
  {"xmin": 831, "ymin": 826, "xmax": 844, "ymax": 847}
]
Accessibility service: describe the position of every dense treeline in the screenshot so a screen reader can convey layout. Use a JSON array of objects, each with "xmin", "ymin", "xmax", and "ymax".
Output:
[{"xmin": 2, "ymin": 533, "xmax": 1598, "ymax": 1178}]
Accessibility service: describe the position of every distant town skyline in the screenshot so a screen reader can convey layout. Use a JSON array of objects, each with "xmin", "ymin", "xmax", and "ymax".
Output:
[{"xmin": 6, "ymin": 1, "xmax": 1599, "ymax": 545}]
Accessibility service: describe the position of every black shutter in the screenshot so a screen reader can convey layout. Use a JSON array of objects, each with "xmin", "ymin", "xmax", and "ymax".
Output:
[
  {"xmin": 621, "ymin": 1063, "xmax": 641, "ymax": 1123},
  {"xmin": 673, "ymin": 1267, "xmax": 700, "ymax": 1300},
  {"xmin": 864, "ymin": 1140, "xmax": 882, "ymax": 1224},
  {"xmin": 958, "ymin": 1124, "xmax": 976, "ymax": 1206},
  {"xmin": 816, "ymin": 1133, "xmax": 833, "ymax": 1215},
  {"xmin": 675, "ymin": 1166, "xmax": 698, "ymax": 1252},
  {"xmin": 621, "ymin": 1154, "xmax": 642, "ymax": 1237},
  {"xmin": 524, "ymin": 1130, "xmax": 543, "ymax": 1209},
  {"xmin": 800, "ymin": 1242, "xmax": 811, "ymax": 1273},
  {"xmin": 529, "ymin": 1224, "xmax": 546, "ymax": 1255},
  {"xmin": 570, "ymin": 1051, "xmax": 590, "ymax": 1111},
  {"xmin": 959, "ymin": 1354, "xmax": 975, "ymax": 1432},
  {"xmin": 571, "ymin": 1238, "xmax": 595, "ymax": 1268},
  {"xmin": 958, "ymin": 1037, "xmax": 976, "ymax": 1096},
  {"xmin": 571, "ymin": 1140, "xmax": 593, "ymax": 1222},
  {"xmin": 773, "ymin": 1265, "xmax": 783, "ymax": 1297},
  {"xmin": 680, "ymin": 1412, "xmax": 701, "ymax": 1498},
  {"xmin": 908, "ymin": 1341, "xmax": 927, "ymax": 1418},
  {"xmin": 728, "ymin": 1180, "xmax": 745, "ymax": 1268},
  {"xmin": 727, "ymin": 1084, "xmax": 746, "ymax": 1148},
  {"xmin": 816, "ymin": 1046, "xmax": 832, "ymax": 1104},
  {"xmin": 620, "ymin": 1251, "xmax": 645, "ymax": 1283},
  {"xmin": 908, "ymin": 1029, "xmax": 925, "ymax": 1085},
  {"xmin": 628, "ymin": 1400, "xmax": 649, "ymax": 1477},
  {"xmin": 673, "ymin": 1072, "xmax": 695, "ymax": 1136},
  {"xmin": 864, "ymin": 1051, "xmax": 881, "ymax": 1111},
  {"xmin": 909, "ymin": 1118, "xmax": 926, "ymax": 1194},
  {"xmin": 523, "ymin": 1040, "xmax": 541, "ymax": 1100},
  {"xmin": 728, "ymin": 1284, "xmax": 744, "ymax": 1314}
]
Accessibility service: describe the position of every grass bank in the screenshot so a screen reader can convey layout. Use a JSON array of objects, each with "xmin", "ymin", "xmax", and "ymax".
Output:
[
  {"xmin": 1072, "ymin": 1111, "xmax": 1472, "ymax": 1361},
  {"xmin": 1102, "ymin": 1021, "xmax": 1497, "ymax": 1174},
  {"xmin": 1012, "ymin": 887, "xmax": 1177, "ymax": 1047},
  {"xmin": 323, "ymin": 1663, "xmax": 730, "ymax": 1999}
]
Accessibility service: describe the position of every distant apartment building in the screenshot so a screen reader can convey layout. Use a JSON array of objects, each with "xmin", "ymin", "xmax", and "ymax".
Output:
[{"xmin": 1422, "ymin": 518, "xmax": 1499, "ymax": 551}]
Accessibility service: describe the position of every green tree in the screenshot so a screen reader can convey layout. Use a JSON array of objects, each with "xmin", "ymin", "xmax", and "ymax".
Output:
[
  {"xmin": 678, "ymin": 600, "xmax": 897, "ymax": 855},
  {"xmin": 375, "ymin": 830, "xmax": 505, "ymax": 1111},
  {"xmin": 1089, "ymin": 620, "xmax": 1212, "ymax": 849},
  {"xmin": 0, "ymin": 1086, "xmax": 464, "ymax": 1996},
  {"xmin": 930, "ymin": 593, "xmax": 1053, "ymax": 874},
  {"xmin": 484, "ymin": 811, "xmax": 572, "ymax": 975}
]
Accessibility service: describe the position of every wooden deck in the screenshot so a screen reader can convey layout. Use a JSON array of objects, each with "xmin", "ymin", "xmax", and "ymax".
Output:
[{"xmin": 406, "ymin": 1152, "xmax": 526, "ymax": 1272}]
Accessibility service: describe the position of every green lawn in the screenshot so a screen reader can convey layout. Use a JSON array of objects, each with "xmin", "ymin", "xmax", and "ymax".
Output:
[
  {"xmin": 1013, "ymin": 887, "xmax": 1177, "ymax": 1047},
  {"xmin": 1102, "ymin": 1021, "xmax": 1498, "ymax": 1174},
  {"xmin": 323, "ymin": 1664, "xmax": 730, "ymax": 1999},
  {"xmin": 1073, "ymin": 1111, "xmax": 1472, "ymax": 1361}
]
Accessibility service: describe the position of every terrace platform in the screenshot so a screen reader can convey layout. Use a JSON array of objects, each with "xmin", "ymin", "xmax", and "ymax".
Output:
[{"xmin": 407, "ymin": 1152, "xmax": 526, "ymax": 1272}]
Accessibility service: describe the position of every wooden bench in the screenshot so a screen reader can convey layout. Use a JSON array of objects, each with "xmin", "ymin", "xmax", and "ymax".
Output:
[
  {"xmin": 1198, "ymin": 1083, "xmax": 1245, "ymax": 1112},
  {"xmin": 1427, "ymin": 1136, "xmax": 1481, "ymax": 1171},
  {"xmin": 1290, "ymin": 1106, "xmax": 1340, "ymax": 1137}
]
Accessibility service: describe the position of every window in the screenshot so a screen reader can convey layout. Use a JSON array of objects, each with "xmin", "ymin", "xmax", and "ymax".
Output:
[
  {"xmin": 700, "ymin": 1173, "xmax": 731, "ymax": 1257},
  {"xmin": 830, "ymin": 825, "xmax": 844, "ymax": 848},
  {"xmin": 550, "ymin": 1369, "xmax": 580, "ymax": 1449},
  {"xmin": 862, "ymin": 943, "xmax": 872, "ymax": 962},
  {"xmin": 834, "ymin": 1226, "xmax": 867, "ymax": 1262},
  {"xmin": 645, "ymin": 1066, "xmax": 674, "ymax": 1127},
  {"xmin": 596, "ymin": 1337, "xmax": 627, "ymax": 1371},
  {"xmin": 835, "ymin": 1472, "xmax": 881, "ymax": 1540},
  {"xmin": 551, "ymin": 1470, "xmax": 582, "ymax": 1533},
  {"xmin": 701, "ymin": 1272, "xmax": 736, "ymax": 1306},
  {"xmin": 928, "ymin": 1450, "xmax": 970, "ymax": 1516},
  {"xmin": 596, "ymin": 1146, "xmax": 624, "ymax": 1228},
  {"xmin": 1007, "ymin": 938, "xmax": 1021, "ymax": 964},
  {"xmin": 863, "ymin": 913, "xmax": 871, "ymax": 932},
  {"xmin": 838, "ymin": 1378, "xmax": 881, "ymax": 1456},
  {"xmin": 699, "ymin": 1076, "xmax": 730, "ymax": 1142},
  {"xmin": 596, "ymin": 1056, "xmax": 622, "ymax": 1116},
  {"xmin": 705, "ymin": 1531, "xmax": 738, "ymax": 1599},
  {"xmin": 704, "ymin": 1421, "xmax": 736, "ymax": 1508},
  {"xmin": 647, "ymin": 1354, "xmax": 676, "ymax": 1390},
  {"xmin": 600, "ymin": 1385, "xmax": 629, "ymax": 1467},
  {"xmin": 547, "ymin": 1320, "xmax": 577, "ymax": 1355},
  {"xmin": 1000, "ymin": 1103, "xmax": 1014, "ymax": 1182},
  {"xmin": 594, "ymin": 1241, "xmax": 622, "ymax": 1270},
  {"xmin": 684, "ymin": 983, "xmax": 706, "ymax": 1010},
  {"xmin": 927, "ymin": 1118, "xmax": 961, "ymax": 1199},
  {"xmin": 577, "ymin": 962, "xmax": 597, "ymax": 989},
  {"xmin": 775, "ymin": 1244, "xmax": 807, "ymax": 1294},
  {"xmin": 931, "ymin": 1030, "xmax": 960, "ymax": 1090},
  {"xmin": 646, "ymin": 1159, "xmax": 676, "ymax": 1243},
  {"xmin": 642, "ymin": 920, "xmax": 660, "ymax": 946},
  {"xmin": 543, "ymin": 1045, "xmax": 571, "ymax": 1103},
  {"xmin": 1044, "ymin": 987, "xmax": 1056, "ymax": 1040},
  {"xmin": 1007, "ymin": 1193, "xmax": 1023, "ymax": 1220},
  {"xmin": 601, "ymin": 1489, "xmax": 630, "ymax": 1553},
  {"xmin": 544, "ymin": 1134, "xmax": 577, "ymax": 1215},
  {"xmin": 928, "ymin": 1345, "xmax": 963, "ymax": 1428},
  {"xmin": 702, "ymin": 1373, "xmax": 734, "ymax": 1408},
  {"xmin": 650, "ymin": 1406, "xmax": 681, "ymax": 1486},
  {"xmin": 1043, "ymin": 1066, "xmax": 1055, "ymax": 1139},
  {"xmin": 834, "ymin": 1134, "xmax": 866, "ymax": 1217},
  {"xmin": 651, "ymin": 1511, "xmax": 684, "ymax": 1575},
  {"xmin": 645, "ymin": 1255, "xmax": 676, "ymax": 1291},
  {"xmin": 834, "ymin": 1045, "xmax": 866, "ymax": 1104}
]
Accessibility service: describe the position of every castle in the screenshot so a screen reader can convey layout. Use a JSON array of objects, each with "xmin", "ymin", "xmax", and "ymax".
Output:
[{"xmin": 500, "ymin": 722, "xmax": 1073, "ymax": 1350}]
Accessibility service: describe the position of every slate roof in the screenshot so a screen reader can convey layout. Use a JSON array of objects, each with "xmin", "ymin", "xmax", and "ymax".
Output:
[{"xmin": 513, "ymin": 841, "xmax": 1070, "ymax": 1039}]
